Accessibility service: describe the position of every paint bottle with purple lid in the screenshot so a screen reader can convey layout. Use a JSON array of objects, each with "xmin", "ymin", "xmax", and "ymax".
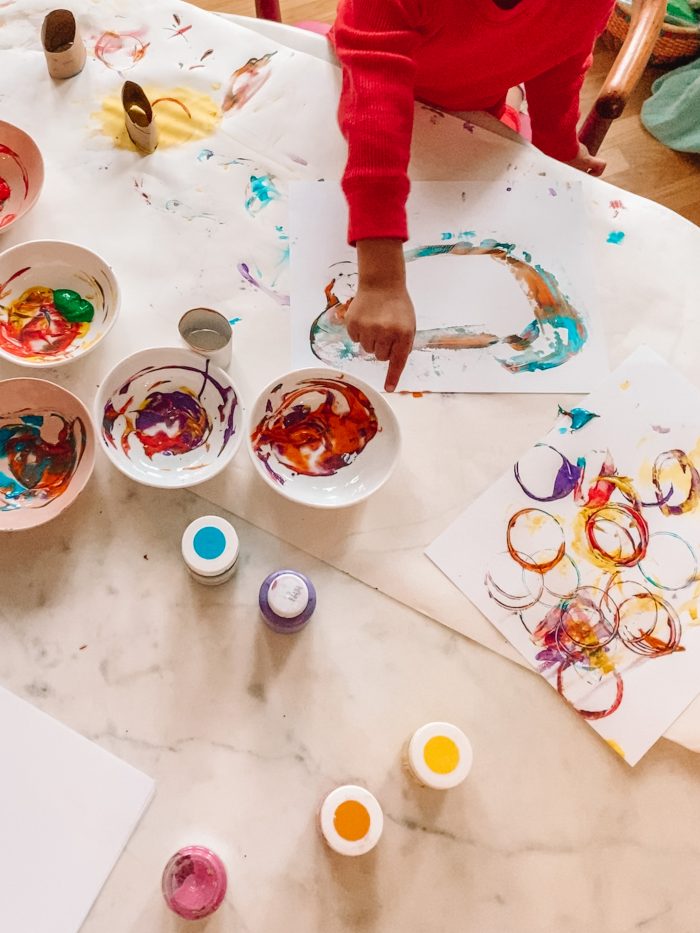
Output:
[
  {"xmin": 259, "ymin": 570, "xmax": 316, "ymax": 633},
  {"xmin": 162, "ymin": 845, "xmax": 227, "ymax": 921}
]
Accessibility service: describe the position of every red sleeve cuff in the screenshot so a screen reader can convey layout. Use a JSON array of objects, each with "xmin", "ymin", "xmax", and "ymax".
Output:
[{"xmin": 343, "ymin": 176, "xmax": 410, "ymax": 245}]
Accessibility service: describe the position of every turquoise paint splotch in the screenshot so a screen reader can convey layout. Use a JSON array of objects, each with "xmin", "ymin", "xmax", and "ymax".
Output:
[
  {"xmin": 228, "ymin": 317, "xmax": 242, "ymax": 326},
  {"xmin": 245, "ymin": 174, "xmax": 281, "ymax": 216},
  {"xmin": 607, "ymin": 231, "xmax": 625, "ymax": 244},
  {"xmin": 557, "ymin": 405, "xmax": 599, "ymax": 432},
  {"xmin": 197, "ymin": 148, "xmax": 214, "ymax": 161}
]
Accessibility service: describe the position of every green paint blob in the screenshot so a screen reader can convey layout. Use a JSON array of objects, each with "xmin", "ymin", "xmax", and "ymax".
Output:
[{"xmin": 53, "ymin": 289, "xmax": 94, "ymax": 323}]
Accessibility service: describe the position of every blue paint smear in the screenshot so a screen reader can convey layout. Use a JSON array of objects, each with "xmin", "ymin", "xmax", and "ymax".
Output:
[
  {"xmin": 0, "ymin": 469, "xmax": 27, "ymax": 508},
  {"xmin": 197, "ymin": 148, "xmax": 214, "ymax": 161},
  {"xmin": 21, "ymin": 415, "xmax": 44, "ymax": 427},
  {"xmin": 557, "ymin": 405, "xmax": 599, "ymax": 432},
  {"xmin": 607, "ymin": 231, "xmax": 625, "ymax": 244},
  {"xmin": 228, "ymin": 317, "xmax": 242, "ymax": 326},
  {"xmin": 245, "ymin": 174, "xmax": 281, "ymax": 216}
]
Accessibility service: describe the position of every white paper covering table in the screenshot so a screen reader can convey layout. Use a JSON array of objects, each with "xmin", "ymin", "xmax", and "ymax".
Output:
[{"xmin": 2, "ymin": 0, "xmax": 700, "ymax": 751}]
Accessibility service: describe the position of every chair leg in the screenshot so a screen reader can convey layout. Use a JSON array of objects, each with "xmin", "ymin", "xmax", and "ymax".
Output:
[
  {"xmin": 255, "ymin": 0, "xmax": 282, "ymax": 20},
  {"xmin": 580, "ymin": 0, "xmax": 666, "ymax": 155}
]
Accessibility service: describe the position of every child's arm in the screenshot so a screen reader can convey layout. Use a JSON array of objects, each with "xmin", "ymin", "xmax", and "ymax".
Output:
[
  {"xmin": 525, "ymin": 43, "xmax": 609, "ymax": 175},
  {"xmin": 333, "ymin": 0, "xmax": 423, "ymax": 390}
]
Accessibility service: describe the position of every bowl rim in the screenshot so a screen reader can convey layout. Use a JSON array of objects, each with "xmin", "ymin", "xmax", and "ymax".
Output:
[
  {"xmin": 0, "ymin": 238, "xmax": 121, "ymax": 368},
  {"xmin": 0, "ymin": 120, "xmax": 45, "ymax": 229},
  {"xmin": 0, "ymin": 375, "xmax": 96, "ymax": 532},
  {"xmin": 246, "ymin": 366, "xmax": 401, "ymax": 510},
  {"xmin": 94, "ymin": 345, "xmax": 246, "ymax": 489}
]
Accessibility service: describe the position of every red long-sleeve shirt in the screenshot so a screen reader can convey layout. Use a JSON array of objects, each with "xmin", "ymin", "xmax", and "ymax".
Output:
[{"xmin": 331, "ymin": 0, "xmax": 615, "ymax": 244}]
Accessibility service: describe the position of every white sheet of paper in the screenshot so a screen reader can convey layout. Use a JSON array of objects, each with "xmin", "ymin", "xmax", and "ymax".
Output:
[
  {"xmin": 427, "ymin": 348, "xmax": 700, "ymax": 765},
  {"xmin": 290, "ymin": 181, "xmax": 609, "ymax": 392},
  {"xmin": 0, "ymin": 687, "xmax": 154, "ymax": 933}
]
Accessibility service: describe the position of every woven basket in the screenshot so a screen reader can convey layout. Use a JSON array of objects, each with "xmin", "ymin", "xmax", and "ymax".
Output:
[{"xmin": 607, "ymin": 0, "xmax": 700, "ymax": 66}]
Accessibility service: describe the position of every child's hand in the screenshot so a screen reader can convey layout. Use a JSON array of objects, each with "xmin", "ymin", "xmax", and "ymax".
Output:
[
  {"xmin": 566, "ymin": 142, "xmax": 606, "ymax": 176},
  {"xmin": 345, "ymin": 284, "xmax": 416, "ymax": 392}
]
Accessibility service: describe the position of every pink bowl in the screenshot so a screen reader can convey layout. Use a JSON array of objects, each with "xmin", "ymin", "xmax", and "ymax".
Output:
[
  {"xmin": 0, "ymin": 378, "xmax": 95, "ymax": 531},
  {"xmin": 0, "ymin": 121, "xmax": 45, "ymax": 233}
]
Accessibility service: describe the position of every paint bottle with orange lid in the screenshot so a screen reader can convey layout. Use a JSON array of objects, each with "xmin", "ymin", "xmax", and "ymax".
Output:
[
  {"xmin": 405, "ymin": 722, "xmax": 473, "ymax": 790},
  {"xmin": 319, "ymin": 785, "xmax": 383, "ymax": 856}
]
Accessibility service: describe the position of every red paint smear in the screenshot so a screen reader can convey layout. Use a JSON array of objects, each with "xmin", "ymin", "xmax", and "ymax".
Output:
[
  {"xmin": 151, "ymin": 96, "xmax": 192, "ymax": 119},
  {"xmin": 252, "ymin": 378, "xmax": 378, "ymax": 477},
  {"xmin": 0, "ymin": 144, "xmax": 29, "ymax": 198},
  {"xmin": 0, "ymin": 286, "xmax": 84, "ymax": 359}
]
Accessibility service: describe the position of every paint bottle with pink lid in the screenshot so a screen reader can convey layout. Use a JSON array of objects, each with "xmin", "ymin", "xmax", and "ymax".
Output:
[
  {"xmin": 162, "ymin": 845, "xmax": 227, "ymax": 921},
  {"xmin": 259, "ymin": 570, "xmax": 316, "ymax": 633}
]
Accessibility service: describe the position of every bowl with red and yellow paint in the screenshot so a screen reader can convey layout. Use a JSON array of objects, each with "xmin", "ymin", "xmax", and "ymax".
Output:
[
  {"xmin": 0, "ymin": 378, "xmax": 95, "ymax": 531},
  {"xmin": 96, "ymin": 347, "xmax": 244, "ymax": 489},
  {"xmin": 0, "ymin": 240, "xmax": 120, "ymax": 367},
  {"xmin": 0, "ymin": 121, "xmax": 44, "ymax": 233},
  {"xmin": 248, "ymin": 367, "xmax": 401, "ymax": 509}
]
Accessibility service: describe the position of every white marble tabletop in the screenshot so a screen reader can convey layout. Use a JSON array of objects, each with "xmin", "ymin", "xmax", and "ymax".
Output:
[{"xmin": 4, "ymin": 456, "xmax": 700, "ymax": 933}]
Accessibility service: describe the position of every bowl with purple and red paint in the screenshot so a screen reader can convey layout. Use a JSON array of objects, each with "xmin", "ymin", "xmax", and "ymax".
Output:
[
  {"xmin": 248, "ymin": 367, "xmax": 401, "ymax": 508},
  {"xmin": 0, "ymin": 121, "xmax": 44, "ymax": 233},
  {"xmin": 0, "ymin": 240, "xmax": 120, "ymax": 367},
  {"xmin": 95, "ymin": 347, "xmax": 244, "ymax": 488},
  {"xmin": 0, "ymin": 377, "xmax": 95, "ymax": 531}
]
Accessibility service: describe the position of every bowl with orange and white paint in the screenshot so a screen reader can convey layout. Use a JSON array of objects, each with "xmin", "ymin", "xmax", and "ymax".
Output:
[
  {"xmin": 0, "ymin": 121, "xmax": 44, "ymax": 233},
  {"xmin": 248, "ymin": 367, "xmax": 401, "ymax": 509},
  {"xmin": 0, "ymin": 240, "xmax": 120, "ymax": 367}
]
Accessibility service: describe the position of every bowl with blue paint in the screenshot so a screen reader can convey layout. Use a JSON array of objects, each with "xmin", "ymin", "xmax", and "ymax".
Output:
[
  {"xmin": 0, "ymin": 377, "xmax": 95, "ymax": 531},
  {"xmin": 248, "ymin": 368, "xmax": 401, "ymax": 508},
  {"xmin": 96, "ymin": 347, "xmax": 244, "ymax": 489},
  {"xmin": 0, "ymin": 240, "xmax": 120, "ymax": 367}
]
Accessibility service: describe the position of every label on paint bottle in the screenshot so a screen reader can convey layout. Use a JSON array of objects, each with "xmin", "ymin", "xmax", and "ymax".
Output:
[
  {"xmin": 319, "ymin": 785, "xmax": 383, "ymax": 856},
  {"xmin": 259, "ymin": 570, "xmax": 316, "ymax": 632},
  {"xmin": 406, "ymin": 722, "xmax": 473, "ymax": 790},
  {"xmin": 182, "ymin": 516, "xmax": 239, "ymax": 585}
]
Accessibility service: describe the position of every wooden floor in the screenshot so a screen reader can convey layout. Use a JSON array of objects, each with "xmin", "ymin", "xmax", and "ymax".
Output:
[{"xmin": 191, "ymin": 0, "xmax": 700, "ymax": 226}]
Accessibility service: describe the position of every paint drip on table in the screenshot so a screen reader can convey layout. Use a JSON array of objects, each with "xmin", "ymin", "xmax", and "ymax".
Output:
[
  {"xmin": 311, "ymin": 239, "xmax": 587, "ymax": 374},
  {"xmin": 102, "ymin": 360, "xmax": 238, "ymax": 468},
  {"xmin": 0, "ymin": 273, "xmax": 96, "ymax": 362},
  {"xmin": 0, "ymin": 410, "xmax": 87, "ymax": 510},
  {"xmin": 251, "ymin": 378, "xmax": 379, "ymax": 485}
]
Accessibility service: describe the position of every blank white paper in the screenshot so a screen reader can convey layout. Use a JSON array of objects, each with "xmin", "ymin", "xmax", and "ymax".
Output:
[{"xmin": 0, "ymin": 686, "xmax": 155, "ymax": 933}]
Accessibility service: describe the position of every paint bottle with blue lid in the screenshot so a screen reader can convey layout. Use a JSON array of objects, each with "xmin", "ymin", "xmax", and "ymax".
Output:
[
  {"xmin": 182, "ymin": 516, "xmax": 239, "ymax": 586},
  {"xmin": 259, "ymin": 570, "xmax": 316, "ymax": 633}
]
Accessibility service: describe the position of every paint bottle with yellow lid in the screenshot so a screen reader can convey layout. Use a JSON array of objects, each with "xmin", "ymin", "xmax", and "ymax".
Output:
[
  {"xmin": 406, "ymin": 722, "xmax": 473, "ymax": 790},
  {"xmin": 319, "ymin": 785, "xmax": 383, "ymax": 856}
]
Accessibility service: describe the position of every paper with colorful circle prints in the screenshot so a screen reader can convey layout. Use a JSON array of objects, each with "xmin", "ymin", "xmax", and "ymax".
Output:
[{"xmin": 427, "ymin": 348, "xmax": 700, "ymax": 765}]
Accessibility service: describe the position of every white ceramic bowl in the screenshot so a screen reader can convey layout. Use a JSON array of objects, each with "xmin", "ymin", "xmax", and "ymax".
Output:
[
  {"xmin": 0, "ymin": 377, "xmax": 95, "ymax": 531},
  {"xmin": 96, "ymin": 347, "xmax": 244, "ymax": 488},
  {"xmin": 0, "ymin": 121, "xmax": 44, "ymax": 233},
  {"xmin": 0, "ymin": 240, "xmax": 120, "ymax": 367},
  {"xmin": 248, "ymin": 367, "xmax": 400, "ymax": 508}
]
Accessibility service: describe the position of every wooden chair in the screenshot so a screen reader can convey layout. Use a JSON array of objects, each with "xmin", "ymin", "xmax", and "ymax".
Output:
[
  {"xmin": 580, "ymin": 0, "xmax": 667, "ymax": 154},
  {"xmin": 255, "ymin": 0, "xmax": 282, "ymax": 20},
  {"xmin": 254, "ymin": 0, "xmax": 668, "ymax": 156}
]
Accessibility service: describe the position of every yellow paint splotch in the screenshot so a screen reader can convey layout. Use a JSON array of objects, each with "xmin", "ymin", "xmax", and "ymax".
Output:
[
  {"xmin": 94, "ymin": 86, "xmax": 221, "ymax": 150},
  {"xmin": 605, "ymin": 739, "xmax": 626, "ymax": 760}
]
